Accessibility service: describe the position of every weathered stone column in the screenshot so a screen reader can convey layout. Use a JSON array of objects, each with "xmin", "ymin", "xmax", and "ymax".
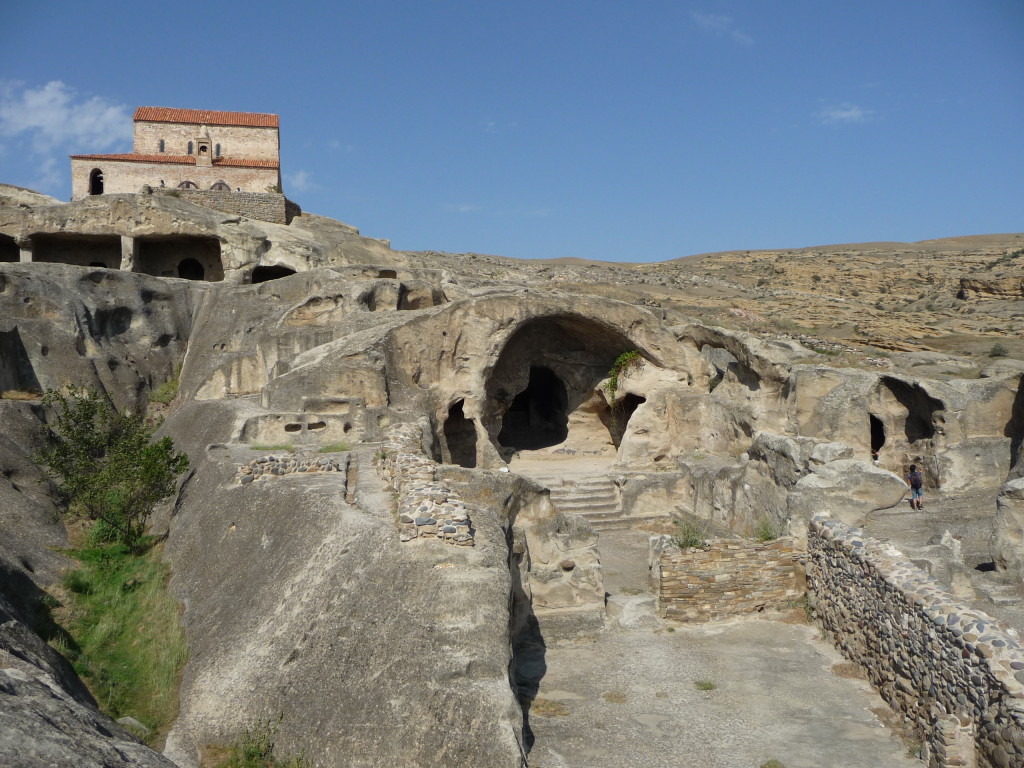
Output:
[
  {"xmin": 119, "ymin": 235, "xmax": 137, "ymax": 272},
  {"xmin": 16, "ymin": 236, "xmax": 32, "ymax": 263}
]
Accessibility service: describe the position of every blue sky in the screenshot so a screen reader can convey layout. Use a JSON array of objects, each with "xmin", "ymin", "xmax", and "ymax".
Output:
[{"xmin": 1, "ymin": 1, "xmax": 1021, "ymax": 262}]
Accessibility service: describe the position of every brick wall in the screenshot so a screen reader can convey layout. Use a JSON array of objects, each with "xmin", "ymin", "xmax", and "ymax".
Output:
[
  {"xmin": 652, "ymin": 536, "xmax": 801, "ymax": 622},
  {"xmin": 808, "ymin": 516, "xmax": 1024, "ymax": 768},
  {"xmin": 134, "ymin": 121, "xmax": 279, "ymax": 161},
  {"xmin": 71, "ymin": 158, "xmax": 280, "ymax": 199}
]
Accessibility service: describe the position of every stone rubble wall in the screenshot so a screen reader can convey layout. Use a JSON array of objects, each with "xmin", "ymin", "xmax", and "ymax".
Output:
[
  {"xmin": 808, "ymin": 516, "xmax": 1024, "ymax": 768},
  {"xmin": 150, "ymin": 189, "xmax": 299, "ymax": 224},
  {"xmin": 651, "ymin": 536, "xmax": 800, "ymax": 622},
  {"xmin": 380, "ymin": 423, "xmax": 475, "ymax": 547},
  {"xmin": 236, "ymin": 452, "xmax": 348, "ymax": 484}
]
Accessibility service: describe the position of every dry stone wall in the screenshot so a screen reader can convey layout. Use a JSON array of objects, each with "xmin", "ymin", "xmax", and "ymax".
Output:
[
  {"xmin": 235, "ymin": 452, "xmax": 348, "ymax": 484},
  {"xmin": 381, "ymin": 423, "xmax": 475, "ymax": 546},
  {"xmin": 150, "ymin": 189, "xmax": 297, "ymax": 224},
  {"xmin": 808, "ymin": 516, "xmax": 1024, "ymax": 768},
  {"xmin": 650, "ymin": 536, "xmax": 800, "ymax": 622}
]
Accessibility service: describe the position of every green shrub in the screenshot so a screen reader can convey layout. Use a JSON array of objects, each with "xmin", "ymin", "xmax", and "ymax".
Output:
[
  {"xmin": 760, "ymin": 761, "xmax": 786, "ymax": 768},
  {"xmin": 149, "ymin": 367, "xmax": 180, "ymax": 405},
  {"xmin": 672, "ymin": 519, "xmax": 707, "ymax": 550},
  {"xmin": 754, "ymin": 517, "xmax": 781, "ymax": 542},
  {"xmin": 695, "ymin": 679, "xmax": 717, "ymax": 691},
  {"xmin": 989, "ymin": 342, "xmax": 1009, "ymax": 358},
  {"xmin": 34, "ymin": 388, "xmax": 189, "ymax": 554}
]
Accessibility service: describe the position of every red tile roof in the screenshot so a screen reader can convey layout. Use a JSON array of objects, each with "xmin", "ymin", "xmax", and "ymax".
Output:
[
  {"xmin": 69, "ymin": 153, "xmax": 279, "ymax": 169},
  {"xmin": 133, "ymin": 107, "xmax": 279, "ymax": 128}
]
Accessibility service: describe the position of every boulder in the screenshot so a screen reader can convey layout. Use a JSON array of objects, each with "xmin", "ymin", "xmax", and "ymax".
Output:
[
  {"xmin": 992, "ymin": 478, "xmax": 1024, "ymax": 581},
  {"xmin": 788, "ymin": 459, "xmax": 907, "ymax": 527}
]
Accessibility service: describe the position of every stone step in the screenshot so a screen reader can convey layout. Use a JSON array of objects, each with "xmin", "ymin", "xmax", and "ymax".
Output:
[
  {"xmin": 977, "ymin": 583, "xmax": 1024, "ymax": 605},
  {"xmin": 589, "ymin": 514, "xmax": 671, "ymax": 532}
]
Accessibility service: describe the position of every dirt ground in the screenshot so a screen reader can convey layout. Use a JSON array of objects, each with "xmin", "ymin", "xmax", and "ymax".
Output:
[{"xmin": 524, "ymin": 530, "xmax": 921, "ymax": 768}]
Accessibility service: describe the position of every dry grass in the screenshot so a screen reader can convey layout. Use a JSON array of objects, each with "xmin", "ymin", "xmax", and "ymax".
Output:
[
  {"xmin": 530, "ymin": 697, "xmax": 570, "ymax": 717},
  {"xmin": 602, "ymin": 690, "xmax": 628, "ymax": 704}
]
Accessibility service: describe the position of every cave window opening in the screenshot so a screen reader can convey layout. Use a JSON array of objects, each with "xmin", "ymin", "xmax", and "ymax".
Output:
[
  {"xmin": 378, "ymin": 269, "xmax": 398, "ymax": 279},
  {"xmin": 444, "ymin": 400, "xmax": 477, "ymax": 468},
  {"xmin": 870, "ymin": 414, "xmax": 886, "ymax": 454},
  {"xmin": 497, "ymin": 366, "xmax": 569, "ymax": 451},
  {"xmin": 177, "ymin": 258, "xmax": 205, "ymax": 280},
  {"xmin": 251, "ymin": 265, "xmax": 297, "ymax": 283},
  {"xmin": 608, "ymin": 393, "xmax": 647, "ymax": 448}
]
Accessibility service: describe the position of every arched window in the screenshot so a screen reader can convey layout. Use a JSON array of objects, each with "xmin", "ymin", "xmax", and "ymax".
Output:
[
  {"xmin": 187, "ymin": 141, "xmax": 193, "ymax": 155},
  {"xmin": 210, "ymin": 181, "xmax": 231, "ymax": 191},
  {"xmin": 215, "ymin": 143, "xmax": 221, "ymax": 157},
  {"xmin": 177, "ymin": 180, "xmax": 198, "ymax": 189},
  {"xmin": 158, "ymin": 139, "xmax": 165, "ymax": 152},
  {"xmin": 88, "ymin": 168, "xmax": 104, "ymax": 195}
]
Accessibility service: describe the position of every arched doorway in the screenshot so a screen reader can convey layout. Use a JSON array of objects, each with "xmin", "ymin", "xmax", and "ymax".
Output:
[
  {"xmin": 88, "ymin": 169, "xmax": 104, "ymax": 195},
  {"xmin": 869, "ymin": 414, "xmax": 886, "ymax": 455},
  {"xmin": 178, "ymin": 258, "xmax": 205, "ymax": 280},
  {"xmin": 210, "ymin": 180, "xmax": 231, "ymax": 191},
  {"xmin": 178, "ymin": 180, "xmax": 198, "ymax": 190}
]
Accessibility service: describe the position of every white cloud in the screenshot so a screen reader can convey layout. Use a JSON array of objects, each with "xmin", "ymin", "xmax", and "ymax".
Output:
[
  {"xmin": 0, "ymin": 80, "xmax": 131, "ymax": 154},
  {"xmin": 285, "ymin": 169, "xmax": 316, "ymax": 192},
  {"xmin": 815, "ymin": 102, "xmax": 875, "ymax": 125},
  {"xmin": 691, "ymin": 12, "xmax": 753, "ymax": 45},
  {"xmin": 443, "ymin": 202, "xmax": 482, "ymax": 214}
]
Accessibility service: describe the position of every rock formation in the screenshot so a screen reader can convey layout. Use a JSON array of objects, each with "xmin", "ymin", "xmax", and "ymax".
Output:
[{"xmin": 1, "ymin": 185, "xmax": 1023, "ymax": 766}]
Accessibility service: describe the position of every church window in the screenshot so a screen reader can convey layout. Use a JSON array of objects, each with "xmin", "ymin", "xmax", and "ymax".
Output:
[
  {"xmin": 211, "ymin": 181, "xmax": 231, "ymax": 191},
  {"xmin": 158, "ymin": 139, "xmax": 165, "ymax": 152},
  {"xmin": 178, "ymin": 180, "xmax": 198, "ymax": 189},
  {"xmin": 187, "ymin": 141, "xmax": 193, "ymax": 155},
  {"xmin": 215, "ymin": 143, "xmax": 221, "ymax": 157}
]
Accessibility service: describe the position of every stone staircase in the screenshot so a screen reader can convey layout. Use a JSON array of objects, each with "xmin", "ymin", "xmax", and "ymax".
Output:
[{"xmin": 520, "ymin": 471, "xmax": 668, "ymax": 532}]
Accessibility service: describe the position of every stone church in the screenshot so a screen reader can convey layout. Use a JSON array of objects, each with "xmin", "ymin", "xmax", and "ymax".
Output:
[{"xmin": 70, "ymin": 107, "xmax": 281, "ymax": 199}]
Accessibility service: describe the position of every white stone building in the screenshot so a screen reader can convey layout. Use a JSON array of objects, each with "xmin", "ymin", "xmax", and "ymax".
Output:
[{"xmin": 70, "ymin": 107, "xmax": 281, "ymax": 199}]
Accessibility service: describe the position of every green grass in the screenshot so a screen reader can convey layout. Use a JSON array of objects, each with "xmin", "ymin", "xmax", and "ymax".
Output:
[
  {"xmin": 695, "ymin": 679, "xmax": 717, "ymax": 691},
  {"xmin": 211, "ymin": 718, "xmax": 310, "ymax": 768},
  {"xmin": 251, "ymin": 444, "xmax": 294, "ymax": 452},
  {"xmin": 760, "ymin": 761, "xmax": 786, "ymax": 768},
  {"xmin": 318, "ymin": 441, "xmax": 351, "ymax": 453},
  {"xmin": 54, "ymin": 540, "xmax": 186, "ymax": 745}
]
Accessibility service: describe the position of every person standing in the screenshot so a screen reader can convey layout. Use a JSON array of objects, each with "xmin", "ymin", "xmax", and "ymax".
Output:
[{"xmin": 906, "ymin": 464, "xmax": 924, "ymax": 511}]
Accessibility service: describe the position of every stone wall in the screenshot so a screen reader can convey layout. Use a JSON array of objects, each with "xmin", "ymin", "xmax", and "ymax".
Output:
[
  {"xmin": 71, "ymin": 158, "xmax": 280, "ymax": 199},
  {"xmin": 235, "ymin": 452, "xmax": 349, "ymax": 484},
  {"xmin": 380, "ymin": 423, "xmax": 475, "ymax": 547},
  {"xmin": 650, "ymin": 536, "xmax": 800, "ymax": 622},
  {"xmin": 808, "ymin": 516, "xmax": 1024, "ymax": 768},
  {"xmin": 149, "ymin": 189, "xmax": 296, "ymax": 224},
  {"xmin": 133, "ymin": 122, "xmax": 279, "ymax": 161}
]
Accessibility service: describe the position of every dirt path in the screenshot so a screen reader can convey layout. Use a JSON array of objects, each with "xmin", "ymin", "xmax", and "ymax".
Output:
[{"xmin": 525, "ymin": 530, "xmax": 920, "ymax": 768}]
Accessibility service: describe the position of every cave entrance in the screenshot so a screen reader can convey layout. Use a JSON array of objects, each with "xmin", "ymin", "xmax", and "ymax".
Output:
[
  {"xmin": 484, "ymin": 314, "xmax": 643, "ymax": 462},
  {"xmin": 870, "ymin": 414, "xmax": 886, "ymax": 453},
  {"xmin": 498, "ymin": 366, "xmax": 569, "ymax": 451},
  {"xmin": 135, "ymin": 236, "xmax": 224, "ymax": 281},
  {"xmin": 32, "ymin": 234, "xmax": 121, "ymax": 268},
  {"xmin": 252, "ymin": 265, "xmax": 297, "ymax": 283},
  {"xmin": 177, "ymin": 258, "xmax": 204, "ymax": 280},
  {"xmin": 0, "ymin": 234, "xmax": 18, "ymax": 262},
  {"xmin": 444, "ymin": 399, "xmax": 477, "ymax": 468}
]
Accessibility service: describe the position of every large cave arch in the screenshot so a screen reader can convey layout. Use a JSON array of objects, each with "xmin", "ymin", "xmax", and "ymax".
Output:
[{"xmin": 484, "ymin": 314, "xmax": 641, "ymax": 460}]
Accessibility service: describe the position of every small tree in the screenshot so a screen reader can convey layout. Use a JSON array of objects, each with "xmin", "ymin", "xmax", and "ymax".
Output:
[{"xmin": 35, "ymin": 388, "xmax": 189, "ymax": 554}]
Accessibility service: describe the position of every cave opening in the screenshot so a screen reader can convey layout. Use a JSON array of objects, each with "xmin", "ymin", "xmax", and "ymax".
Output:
[
  {"xmin": 497, "ymin": 366, "xmax": 569, "ymax": 451},
  {"xmin": 177, "ymin": 258, "xmax": 204, "ymax": 280},
  {"xmin": 0, "ymin": 234, "xmax": 18, "ymax": 263},
  {"xmin": 252, "ymin": 265, "xmax": 297, "ymax": 283},
  {"xmin": 444, "ymin": 399, "xmax": 477, "ymax": 468},
  {"xmin": 870, "ymin": 414, "xmax": 886, "ymax": 453},
  {"xmin": 604, "ymin": 393, "xmax": 647, "ymax": 448},
  {"xmin": 881, "ymin": 378, "xmax": 941, "ymax": 442},
  {"xmin": 135, "ymin": 236, "xmax": 223, "ymax": 281}
]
